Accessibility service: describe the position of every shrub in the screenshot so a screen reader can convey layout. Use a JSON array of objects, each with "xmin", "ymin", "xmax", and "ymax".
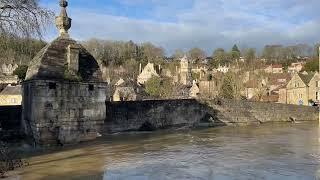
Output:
[
  {"xmin": 145, "ymin": 76, "xmax": 173, "ymax": 98},
  {"xmin": 13, "ymin": 65, "xmax": 28, "ymax": 81}
]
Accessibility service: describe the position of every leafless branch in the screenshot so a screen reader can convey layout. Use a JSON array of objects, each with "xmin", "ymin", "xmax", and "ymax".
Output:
[{"xmin": 0, "ymin": 0, "xmax": 53, "ymax": 38}]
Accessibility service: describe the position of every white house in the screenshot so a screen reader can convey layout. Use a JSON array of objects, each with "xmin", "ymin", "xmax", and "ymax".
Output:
[{"xmin": 217, "ymin": 64, "xmax": 230, "ymax": 73}]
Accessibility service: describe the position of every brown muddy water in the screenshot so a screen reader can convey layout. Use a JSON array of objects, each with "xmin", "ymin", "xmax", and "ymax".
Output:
[{"xmin": 6, "ymin": 122, "xmax": 320, "ymax": 180}]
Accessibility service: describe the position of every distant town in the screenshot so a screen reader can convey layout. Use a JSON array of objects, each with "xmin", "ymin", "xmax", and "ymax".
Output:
[
  {"xmin": 0, "ymin": 38, "xmax": 319, "ymax": 107},
  {"xmin": 1, "ymin": 0, "xmax": 320, "ymax": 179}
]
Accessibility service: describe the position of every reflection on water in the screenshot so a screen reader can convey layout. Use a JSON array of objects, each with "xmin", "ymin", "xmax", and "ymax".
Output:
[{"xmin": 15, "ymin": 122, "xmax": 320, "ymax": 179}]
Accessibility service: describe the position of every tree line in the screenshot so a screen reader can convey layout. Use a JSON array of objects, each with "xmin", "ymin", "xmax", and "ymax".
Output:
[
  {"xmin": 0, "ymin": 35, "xmax": 46, "ymax": 65},
  {"xmin": 83, "ymin": 39, "xmax": 165, "ymax": 67}
]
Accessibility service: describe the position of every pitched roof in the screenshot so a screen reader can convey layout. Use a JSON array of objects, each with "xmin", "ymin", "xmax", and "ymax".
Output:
[
  {"xmin": 189, "ymin": 83, "xmax": 200, "ymax": 92},
  {"xmin": 0, "ymin": 85, "xmax": 21, "ymax": 95},
  {"xmin": 272, "ymin": 64, "xmax": 283, "ymax": 68},
  {"xmin": 267, "ymin": 73, "xmax": 291, "ymax": 85},
  {"xmin": 298, "ymin": 73, "xmax": 315, "ymax": 84}
]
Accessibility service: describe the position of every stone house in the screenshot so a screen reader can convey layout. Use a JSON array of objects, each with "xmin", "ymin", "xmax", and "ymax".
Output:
[
  {"xmin": 189, "ymin": 82, "xmax": 200, "ymax": 98},
  {"xmin": 113, "ymin": 87, "xmax": 137, "ymax": 102},
  {"xmin": 191, "ymin": 65, "xmax": 208, "ymax": 80},
  {"xmin": 112, "ymin": 78, "xmax": 138, "ymax": 101},
  {"xmin": 264, "ymin": 64, "xmax": 283, "ymax": 74},
  {"xmin": 243, "ymin": 77, "xmax": 268, "ymax": 100},
  {"xmin": 179, "ymin": 55, "xmax": 192, "ymax": 86},
  {"xmin": 1, "ymin": 64, "xmax": 18, "ymax": 75},
  {"xmin": 161, "ymin": 68, "xmax": 173, "ymax": 78},
  {"xmin": 0, "ymin": 85, "xmax": 22, "ymax": 106},
  {"xmin": 137, "ymin": 63, "xmax": 159, "ymax": 85},
  {"xmin": 278, "ymin": 87, "xmax": 287, "ymax": 104},
  {"xmin": 243, "ymin": 79, "xmax": 259, "ymax": 100},
  {"xmin": 0, "ymin": 75, "xmax": 18, "ymax": 84},
  {"xmin": 306, "ymin": 73, "xmax": 320, "ymax": 104},
  {"xmin": 267, "ymin": 73, "xmax": 291, "ymax": 93},
  {"xmin": 285, "ymin": 73, "xmax": 319, "ymax": 105},
  {"xmin": 198, "ymin": 79, "xmax": 219, "ymax": 98},
  {"xmin": 262, "ymin": 95, "xmax": 279, "ymax": 102},
  {"xmin": 21, "ymin": 1, "xmax": 107, "ymax": 145},
  {"xmin": 216, "ymin": 64, "xmax": 230, "ymax": 73}
]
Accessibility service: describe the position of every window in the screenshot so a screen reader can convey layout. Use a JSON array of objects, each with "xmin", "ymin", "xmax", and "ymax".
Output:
[
  {"xmin": 317, "ymin": 81, "xmax": 320, "ymax": 87},
  {"xmin": 49, "ymin": 82, "xmax": 56, "ymax": 90},
  {"xmin": 88, "ymin": 84, "xmax": 94, "ymax": 91},
  {"xmin": 317, "ymin": 92, "xmax": 319, "ymax": 100}
]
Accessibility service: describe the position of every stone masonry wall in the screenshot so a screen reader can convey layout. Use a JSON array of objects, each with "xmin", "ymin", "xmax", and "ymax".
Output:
[
  {"xmin": 22, "ymin": 80, "xmax": 107, "ymax": 145},
  {"xmin": 104, "ymin": 99, "xmax": 210, "ymax": 133},
  {"xmin": 104, "ymin": 99, "xmax": 318, "ymax": 134},
  {"xmin": 204, "ymin": 99, "xmax": 318, "ymax": 125},
  {"xmin": 2, "ymin": 99, "xmax": 318, "ymax": 141}
]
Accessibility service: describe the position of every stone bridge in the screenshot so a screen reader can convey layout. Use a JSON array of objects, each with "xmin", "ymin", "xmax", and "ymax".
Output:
[{"xmin": 0, "ymin": 99, "xmax": 318, "ymax": 143}]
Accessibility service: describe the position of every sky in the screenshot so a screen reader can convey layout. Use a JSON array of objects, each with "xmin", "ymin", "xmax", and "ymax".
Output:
[{"xmin": 40, "ymin": 0, "xmax": 320, "ymax": 55}]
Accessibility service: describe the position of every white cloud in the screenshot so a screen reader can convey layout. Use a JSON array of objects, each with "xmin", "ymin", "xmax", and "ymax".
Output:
[{"xmin": 44, "ymin": 0, "xmax": 320, "ymax": 55}]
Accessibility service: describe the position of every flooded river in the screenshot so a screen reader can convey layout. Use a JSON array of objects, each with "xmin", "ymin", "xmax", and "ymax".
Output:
[{"xmin": 12, "ymin": 122, "xmax": 320, "ymax": 180}]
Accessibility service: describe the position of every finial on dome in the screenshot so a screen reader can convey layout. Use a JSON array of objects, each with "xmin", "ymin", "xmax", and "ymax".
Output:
[
  {"xmin": 55, "ymin": 0, "xmax": 72, "ymax": 37},
  {"xmin": 59, "ymin": 0, "xmax": 68, "ymax": 8}
]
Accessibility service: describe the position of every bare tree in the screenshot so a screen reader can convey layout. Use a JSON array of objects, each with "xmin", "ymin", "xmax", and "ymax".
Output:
[
  {"xmin": 188, "ymin": 47, "xmax": 206, "ymax": 64},
  {"xmin": 0, "ymin": 0, "xmax": 53, "ymax": 37}
]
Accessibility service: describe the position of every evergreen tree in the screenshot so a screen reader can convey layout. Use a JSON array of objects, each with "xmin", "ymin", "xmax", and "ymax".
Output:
[
  {"xmin": 232, "ymin": 44, "xmax": 240, "ymax": 53},
  {"xmin": 145, "ymin": 76, "xmax": 173, "ymax": 98},
  {"xmin": 219, "ymin": 73, "xmax": 235, "ymax": 99},
  {"xmin": 230, "ymin": 44, "xmax": 241, "ymax": 61},
  {"xmin": 303, "ymin": 59, "xmax": 319, "ymax": 72},
  {"xmin": 211, "ymin": 48, "xmax": 225, "ymax": 68},
  {"xmin": 13, "ymin": 65, "xmax": 28, "ymax": 81}
]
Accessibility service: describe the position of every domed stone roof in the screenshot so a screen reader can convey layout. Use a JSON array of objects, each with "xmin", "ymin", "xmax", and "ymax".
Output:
[
  {"xmin": 25, "ymin": 37, "xmax": 103, "ymax": 82},
  {"xmin": 25, "ymin": 0, "xmax": 103, "ymax": 82}
]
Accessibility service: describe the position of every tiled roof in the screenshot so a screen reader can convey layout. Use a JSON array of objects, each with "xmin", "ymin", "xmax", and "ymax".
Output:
[
  {"xmin": 298, "ymin": 73, "xmax": 315, "ymax": 84},
  {"xmin": 268, "ymin": 73, "xmax": 291, "ymax": 85},
  {"xmin": 272, "ymin": 64, "xmax": 283, "ymax": 68}
]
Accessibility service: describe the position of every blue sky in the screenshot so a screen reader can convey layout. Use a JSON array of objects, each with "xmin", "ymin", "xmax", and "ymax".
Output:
[{"xmin": 40, "ymin": 0, "xmax": 320, "ymax": 55}]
